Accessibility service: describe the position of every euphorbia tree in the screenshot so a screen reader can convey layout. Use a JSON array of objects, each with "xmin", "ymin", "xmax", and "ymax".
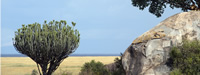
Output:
[{"xmin": 13, "ymin": 20, "xmax": 80, "ymax": 75}]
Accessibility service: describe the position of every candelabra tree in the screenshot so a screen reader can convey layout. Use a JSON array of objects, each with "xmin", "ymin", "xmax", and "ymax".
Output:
[{"xmin": 13, "ymin": 20, "xmax": 80, "ymax": 75}]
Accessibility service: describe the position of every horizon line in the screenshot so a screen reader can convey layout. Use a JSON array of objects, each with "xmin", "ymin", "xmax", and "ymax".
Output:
[{"xmin": 1, "ymin": 53, "xmax": 121, "ymax": 57}]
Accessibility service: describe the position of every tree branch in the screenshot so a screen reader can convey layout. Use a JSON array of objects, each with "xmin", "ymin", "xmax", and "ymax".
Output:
[
  {"xmin": 37, "ymin": 63, "xmax": 42, "ymax": 75},
  {"xmin": 191, "ymin": 0, "xmax": 195, "ymax": 5}
]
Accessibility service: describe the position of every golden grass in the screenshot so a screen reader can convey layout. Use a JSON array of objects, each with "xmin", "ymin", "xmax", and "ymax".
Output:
[{"xmin": 1, "ymin": 56, "xmax": 118, "ymax": 75}]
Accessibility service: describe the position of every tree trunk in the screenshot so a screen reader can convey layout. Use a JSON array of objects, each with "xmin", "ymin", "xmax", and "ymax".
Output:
[
  {"xmin": 41, "ymin": 64, "xmax": 48, "ymax": 75},
  {"xmin": 47, "ymin": 61, "xmax": 57, "ymax": 75},
  {"xmin": 47, "ymin": 59, "xmax": 63, "ymax": 75}
]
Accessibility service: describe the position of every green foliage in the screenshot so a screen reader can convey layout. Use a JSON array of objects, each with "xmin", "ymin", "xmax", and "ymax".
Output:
[
  {"xmin": 110, "ymin": 53, "xmax": 125, "ymax": 75},
  {"xmin": 169, "ymin": 40, "xmax": 200, "ymax": 75},
  {"xmin": 79, "ymin": 60, "xmax": 110, "ymax": 75},
  {"xmin": 170, "ymin": 68, "xmax": 182, "ymax": 75},
  {"xmin": 56, "ymin": 68, "xmax": 72, "ymax": 75},
  {"xmin": 58, "ymin": 71, "xmax": 72, "ymax": 75},
  {"xmin": 131, "ymin": 0, "xmax": 200, "ymax": 17},
  {"xmin": 60, "ymin": 72, "xmax": 72, "ymax": 75},
  {"xmin": 79, "ymin": 54, "xmax": 126, "ymax": 75},
  {"xmin": 31, "ymin": 69, "xmax": 38, "ymax": 75},
  {"xmin": 13, "ymin": 20, "xmax": 80, "ymax": 75}
]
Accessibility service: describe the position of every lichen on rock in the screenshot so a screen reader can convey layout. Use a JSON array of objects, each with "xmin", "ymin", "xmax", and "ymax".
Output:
[{"xmin": 132, "ymin": 29, "xmax": 166, "ymax": 44}]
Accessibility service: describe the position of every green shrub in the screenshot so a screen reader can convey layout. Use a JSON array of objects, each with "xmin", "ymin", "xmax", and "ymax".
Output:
[
  {"xmin": 31, "ymin": 69, "xmax": 38, "ymax": 75},
  {"xmin": 79, "ymin": 60, "xmax": 110, "ymax": 75},
  {"xmin": 170, "ymin": 68, "xmax": 182, "ymax": 75},
  {"xmin": 56, "ymin": 68, "xmax": 72, "ymax": 75},
  {"xmin": 60, "ymin": 71, "xmax": 72, "ymax": 75},
  {"xmin": 110, "ymin": 53, "xmax": 125, "ymax": 75},
  {"xmin": 169, "ymin": 40, "xmax": 200, "ymax": 75}
]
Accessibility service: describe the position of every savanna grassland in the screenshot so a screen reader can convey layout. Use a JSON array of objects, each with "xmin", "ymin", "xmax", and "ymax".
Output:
[{"xmin": 1, "ymin": 56, "xmax": 118, "ymax": 75}]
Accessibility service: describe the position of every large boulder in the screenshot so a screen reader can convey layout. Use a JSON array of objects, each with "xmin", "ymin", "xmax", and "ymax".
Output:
[{"xmin": 122, "ymin": 11, "xmax": 200, "ymax": 75}]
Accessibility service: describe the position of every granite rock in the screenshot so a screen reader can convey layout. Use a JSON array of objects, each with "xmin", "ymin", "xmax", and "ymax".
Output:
[{"xmin": 122, "ymin": 11, "xmax": 200, "ymax": 75}]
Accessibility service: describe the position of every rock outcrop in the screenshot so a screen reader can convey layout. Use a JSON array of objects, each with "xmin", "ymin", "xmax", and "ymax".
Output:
[{"xmin": 122, "ymin": 11, "xmax": 200, "ymax": 75}]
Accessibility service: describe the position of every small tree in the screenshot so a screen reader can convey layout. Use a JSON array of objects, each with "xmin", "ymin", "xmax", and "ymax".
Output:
[
  {"xmin": 79, "ymin": 60, "xmax": 110, "ymax": 75},
  {"xmin": 169, "ymin": 40, "xmax": 200, "ymax": 74},
  {"xmin": 131, "ymin": 0, "xmax": 200, "ymax": 17},
  {"xmin": 13, "ymin": 20, "xmax": 80, "ymax": 75}
]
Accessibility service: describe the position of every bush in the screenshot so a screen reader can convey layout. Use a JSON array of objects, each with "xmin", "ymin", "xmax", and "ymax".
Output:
[
  {"xmin": 56, "ymin": 68, "xmax": 72, "ymax": 75},
  {"xmin": 79, "ymin": 60, "xmax": 110, "ymax": 75},
  {"xmin": 109, "ymin": 53, "xmax": 125, "ymax": 75},
  {"xmin": 170, "ymin": 68, "xmax": 182, "ymax": 75},
  {"xmin": 169, "ymin": 40, "xmax": 200, "ymax": 75},
  {"xmin": 31, "ymin": 69, "xmax": 38, "ymax": 75},
  {"xmin": 59, "ymin": 71, "xmax": 72, "ymax": 75}
]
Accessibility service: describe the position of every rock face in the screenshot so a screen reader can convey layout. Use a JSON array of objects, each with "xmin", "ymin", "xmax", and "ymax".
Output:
[{"xmin": 122, "ymin": 11, "xmax": 200, "ymax": 75}]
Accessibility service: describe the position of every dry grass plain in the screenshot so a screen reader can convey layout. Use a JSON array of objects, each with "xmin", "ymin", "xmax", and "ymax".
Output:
[{"xmin": 1, "ymin": 56, "xmax": 118, "ymax": 75}]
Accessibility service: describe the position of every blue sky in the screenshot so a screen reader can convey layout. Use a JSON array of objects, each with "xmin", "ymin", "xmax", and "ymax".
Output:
[{"xmin": 1, "ymin": 0, "xmax": 182, "ymax": 54}]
